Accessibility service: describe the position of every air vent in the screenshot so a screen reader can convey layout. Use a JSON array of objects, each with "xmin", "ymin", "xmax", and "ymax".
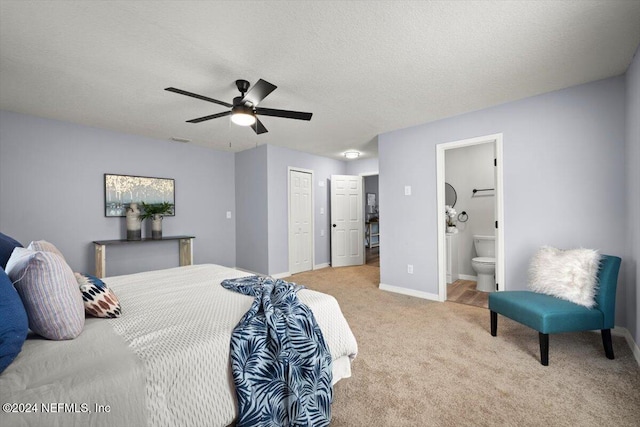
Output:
[{"xmin": 171, "ymin": 137, "xmax": 191, "ymax": 143}]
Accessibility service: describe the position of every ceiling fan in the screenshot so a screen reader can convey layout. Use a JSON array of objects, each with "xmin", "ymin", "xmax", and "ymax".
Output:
[{"xmin": 165, "ymin": 79, "xmax": 312, "ymax": 135}]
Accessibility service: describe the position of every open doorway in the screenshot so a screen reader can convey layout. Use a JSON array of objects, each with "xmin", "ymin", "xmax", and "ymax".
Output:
[
  {"xmin": 363, "ymin": 174, "xmax": 379, "ymax": 267},
  {"xmin": 436, "ymin": 134, "xmax": 505, "ymax": 307}
]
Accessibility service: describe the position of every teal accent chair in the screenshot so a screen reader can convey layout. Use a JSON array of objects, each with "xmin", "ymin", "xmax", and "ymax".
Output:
[{"xmin": 489, "ymin": 255, "xmax": 621, "ymax": 366}]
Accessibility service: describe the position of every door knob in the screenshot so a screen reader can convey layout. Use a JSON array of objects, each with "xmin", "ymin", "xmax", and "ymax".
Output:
[{"xmin": 332, "ymin": 224, "xmax": 337, "ymax": 227}]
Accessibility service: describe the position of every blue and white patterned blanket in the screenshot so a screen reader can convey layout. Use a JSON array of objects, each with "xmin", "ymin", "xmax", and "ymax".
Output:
[{"xmin": 221, "ymin": 276, "xmax": 333, "ymax": 427}]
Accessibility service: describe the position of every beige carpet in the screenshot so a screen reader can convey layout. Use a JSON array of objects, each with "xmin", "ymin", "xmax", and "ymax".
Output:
[{"xmin": 287, "ymin": 265, "xmax": 640, "ymax": 427}]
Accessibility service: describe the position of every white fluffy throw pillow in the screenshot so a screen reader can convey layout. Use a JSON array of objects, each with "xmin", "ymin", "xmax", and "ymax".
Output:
[{"xmin": 528, "ymin": 246, "xmax": 600, "ymax": 308}]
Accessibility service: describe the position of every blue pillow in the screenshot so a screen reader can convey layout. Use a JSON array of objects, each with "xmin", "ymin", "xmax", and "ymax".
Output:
[
  {"xmin": 0, "ymin": 232, "xmax": 23, "ymax": 269},
  {"xmin": 0, "ymin": 266, "xmax": 29, "ymax": 373}
]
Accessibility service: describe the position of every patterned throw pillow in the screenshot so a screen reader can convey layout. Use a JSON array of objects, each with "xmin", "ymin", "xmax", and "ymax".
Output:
[
  {"xmin": 75, "ymin": 273, "xmax": 122, "ymax": 318},
  {"xmin": 6, "ymin": 248, "xmax": 85, "ymax": 340}
]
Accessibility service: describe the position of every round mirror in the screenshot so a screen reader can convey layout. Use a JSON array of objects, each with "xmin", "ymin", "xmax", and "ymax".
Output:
[{"xmin": 445, "ymin": 182, "xmax": 457, "ymax": 208}]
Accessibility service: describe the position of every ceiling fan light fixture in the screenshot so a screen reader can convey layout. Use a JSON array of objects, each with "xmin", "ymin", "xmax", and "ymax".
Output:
[
  {"xmin": 231, "ymin": 105, "xmax": 256, "ymax": 126},
  {"xmin": 344, "ymin": 151, "xmax": 360, "ymax": 159}
]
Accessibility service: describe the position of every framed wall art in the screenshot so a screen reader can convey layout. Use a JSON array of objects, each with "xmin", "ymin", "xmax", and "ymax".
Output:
[{"xmin": 104, "ymin": 174, "xmax": 175, "ymax": 217}]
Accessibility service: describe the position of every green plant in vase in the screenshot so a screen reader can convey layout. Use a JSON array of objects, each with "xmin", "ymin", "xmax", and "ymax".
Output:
[{"xmin": 139, "ymin": 202, "xmax": 174, "ymax": 239}]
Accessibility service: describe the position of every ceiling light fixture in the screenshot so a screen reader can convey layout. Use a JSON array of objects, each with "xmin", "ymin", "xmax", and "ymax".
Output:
[
  {"xmin": 231, "ymin": 105, "xmax": 256, "ymax": 126},
  {"xmin": 344, "ymin": 151, "xmax": 360, "ymax": 159}
]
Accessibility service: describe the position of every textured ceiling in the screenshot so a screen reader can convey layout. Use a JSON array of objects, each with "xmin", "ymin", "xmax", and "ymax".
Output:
[{"xmin": 1, "ymin": 1, "xmax": 639, "ymax": 160}]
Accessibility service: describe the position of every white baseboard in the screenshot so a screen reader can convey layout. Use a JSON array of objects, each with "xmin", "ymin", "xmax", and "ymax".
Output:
[
  {"xmin": 379, "ymin": 283, "xmax": 441, "ymax": 301},
  {"xmin": 612, "ymin": 326, "xmax": 640, "ymax": 367},
  {"xmin": 314, "ymin": 263, "xmax": 330, "ymax": 270},
  {"xmin": 458, "ymin": 274, "xmax": 477, "ymax": 281}
]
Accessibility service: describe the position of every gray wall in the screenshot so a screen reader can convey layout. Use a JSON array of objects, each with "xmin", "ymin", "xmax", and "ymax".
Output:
[
  {"xmin": 379, "ymin": 76, "xmax": 628, "ymax": 325},
  {"xmin": 266, "ymin": 144, "xmax": 346, "ymax": 275},
  {"xmin": 0, "ymin": 110, "xmax": 236, "ymax": 276},
  {"xmin": 625, "ymin": 46, "xmax": 639, "ymax": 344},
  {"xmin": 234, "ymin": 144, "xmax": 347, "ymax": 276},
  {"xmin": 234, "ymin": 144, "xmax": 269, "ymax": 274},
  {"xmin": 346, "ymin": 157, "xmax": 379, "ymax": 176}
]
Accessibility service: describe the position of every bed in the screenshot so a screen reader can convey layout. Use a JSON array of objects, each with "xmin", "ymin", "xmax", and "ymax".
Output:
[{"xmin": 0, "ymin": 263, "xmax": 358, "ymax": 427}]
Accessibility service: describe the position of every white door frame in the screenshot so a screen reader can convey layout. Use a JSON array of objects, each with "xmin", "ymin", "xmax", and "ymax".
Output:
[
  {"xmin": 436, "ymin": 133, "xmax": 505, "ymax": 301},
  {"xmin": 288, "ymin": 167, "xmax": 315, "ymax": 274}
]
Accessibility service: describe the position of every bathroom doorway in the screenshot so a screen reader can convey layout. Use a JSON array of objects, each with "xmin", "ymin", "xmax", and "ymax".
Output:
[{"xmin": 435, "ymin": 134, "xmax": 505, "ymax": 307}]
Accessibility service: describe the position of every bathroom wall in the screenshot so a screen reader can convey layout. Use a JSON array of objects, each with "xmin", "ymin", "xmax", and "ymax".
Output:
[{"xmin": 445, "ymin": 142, "xmax": 495, "ymax": 277}]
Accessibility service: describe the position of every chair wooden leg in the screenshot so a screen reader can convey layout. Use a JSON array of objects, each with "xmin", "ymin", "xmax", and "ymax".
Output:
[
  {"xmin": 539, "ymin": 333, "xmax": 549, "ymax": 366},
  {"xmin": 601, "ymin": 329, "xmax": 615, "ymax": 360},
  {"xmin": 490, "ymin": 311, "xmax": 497, "ymax": 336}
]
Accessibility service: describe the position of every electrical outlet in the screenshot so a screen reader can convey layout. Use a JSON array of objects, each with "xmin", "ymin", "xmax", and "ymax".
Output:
[
  {"xmin": 320, "ymin": 229, "xmax": 325, "ymax": 237},
  {"xmin": 404, "ymin": 185, "xmax": 412, "ymax": 196},
  {"xmin": 407, "ymin": 264, "xmax": 413, "ymax": 274},
  {"xmin": 226, "ymin": 211, "xmax": 232, "ymax": 219},
  {"xmin": 320, "ymin": 207, "xmax": 324, "ymax": 215}
]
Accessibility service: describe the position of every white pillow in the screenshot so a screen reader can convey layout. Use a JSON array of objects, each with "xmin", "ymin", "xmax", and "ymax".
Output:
[
  {"xmin": 4, "ymin": 247, "xmax": 34, "ymax": 274},
  {"xmin": 528, "ymin": 246, "xmax": 600, "ymax": 308}
]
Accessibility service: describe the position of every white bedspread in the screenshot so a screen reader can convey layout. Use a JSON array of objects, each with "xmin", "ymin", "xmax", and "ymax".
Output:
[{"xmin": 105, "ymin": 264, "xmax": 358, "ymax": 427}]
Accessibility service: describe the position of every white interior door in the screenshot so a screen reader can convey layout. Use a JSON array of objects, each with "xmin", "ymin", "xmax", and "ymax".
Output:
[
  {"xmin": 289, "ymin": 169, "xmax": 313, "ymax": 274},
  {"xmin": 331, "ymin": 175, "xmax": 364, "ymax": 267}
]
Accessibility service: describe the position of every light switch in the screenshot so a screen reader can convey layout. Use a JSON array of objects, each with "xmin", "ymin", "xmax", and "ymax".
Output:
[
  {"xmin": 320, "ymin": 229, "xmax": 325, "ymax": 237},
  {"xmin": 319, "ymin": 181, "xmax": 325, "ymax": 187},
  {"xmin": 226, "ymin": 211, "xmax": 232, "ymax": 219},
  {"xmin": 404, "ymin": 185, "xmax": 412, "ymax": 196}
]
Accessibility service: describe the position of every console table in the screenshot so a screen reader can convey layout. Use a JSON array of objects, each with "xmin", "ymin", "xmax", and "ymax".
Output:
[{"xmin": 93, "ymin": 235, "xmax": 195, "ymax": 278}]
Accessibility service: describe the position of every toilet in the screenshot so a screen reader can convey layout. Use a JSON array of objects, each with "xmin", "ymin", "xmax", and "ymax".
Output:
[{"xmin": 472, "ymin": 235, "xmax": 496, "ymax": 292}]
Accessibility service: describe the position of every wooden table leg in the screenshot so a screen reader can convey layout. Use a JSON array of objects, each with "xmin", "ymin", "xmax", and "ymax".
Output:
[
  {"xmin": 179, "ymin": 238, "xmax": 193, "ymax": 266},
  {"xmin": 94, "ymin": 243, "xmax": 106, "ymax": 278}
]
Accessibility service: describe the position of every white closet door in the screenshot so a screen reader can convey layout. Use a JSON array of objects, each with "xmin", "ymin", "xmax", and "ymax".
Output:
[{"xmin": 289, "ymin": 170, "xmax": 313, "ymax": 274}]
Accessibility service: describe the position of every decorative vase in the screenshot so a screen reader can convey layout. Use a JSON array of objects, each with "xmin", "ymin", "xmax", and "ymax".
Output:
[
  {"xmin": 126, "ymin": 203, "xmax": 142, "ymax": 240},
  {"xmin": 151, "ymin": 214, "xmax": 163, "ymax": 240}
]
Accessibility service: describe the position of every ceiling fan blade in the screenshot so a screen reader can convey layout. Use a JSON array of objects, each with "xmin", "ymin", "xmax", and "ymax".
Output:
[
  {"xmin": 252, "ymin": 118, "xmax": 268, "ymax": 134},
  {"xmin": 186, "ymin": 111, "xmax": 231, "ymax": 123},
  {"xmin": 255, "ymin": 107, "xmax": 312, "ymax": 121},
  {"xmin": 165, "ymin": 87, "xmax": 233, "ymax": 108},
  {"xmin": 242, "ymin": 79, "xmax": 277, "ymax": 107}
]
